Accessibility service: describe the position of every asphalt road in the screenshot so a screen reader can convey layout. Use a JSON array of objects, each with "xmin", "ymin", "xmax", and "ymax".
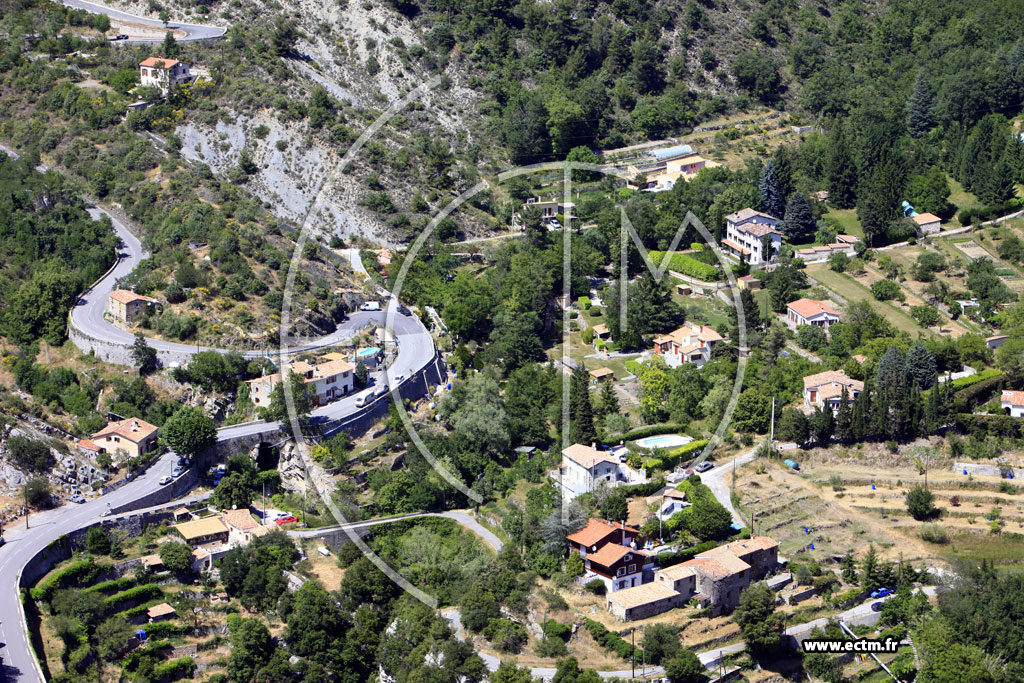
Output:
[
  {"xmin": 59, "ymin": 0, "xmax": 227, "ymax": 42},
  {"xmin": 0, "ymin": 144, "xmax": 442, "ymax": 680},
  {"xmin": 0, "ymin": 453, "xmax": 178, "ymax": 682}
]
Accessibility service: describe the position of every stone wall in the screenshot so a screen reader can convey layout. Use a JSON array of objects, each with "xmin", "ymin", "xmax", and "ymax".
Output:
[{"xmin": 69, "ymin": 321, "xmax": 198, "ymax": 368}]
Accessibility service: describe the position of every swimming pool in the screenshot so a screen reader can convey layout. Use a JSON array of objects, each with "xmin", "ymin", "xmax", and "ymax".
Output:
[{"xmin": 635, "ymin": 434, "xmax": 693, "ymax": 450}]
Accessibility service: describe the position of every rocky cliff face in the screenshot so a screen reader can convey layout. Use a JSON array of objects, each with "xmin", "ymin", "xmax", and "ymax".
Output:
[{"xmin": 158, "ymin": 0, "xmax": 483, "ymax": 247}]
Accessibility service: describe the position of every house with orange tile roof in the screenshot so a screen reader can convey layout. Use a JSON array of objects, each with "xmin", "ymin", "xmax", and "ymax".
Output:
[
  {"xmin": 565, "ymin": 519, "xmax": 654, "ymax": 593},
  {"xmin": 554, "ymin": 444, "xmax": 642, "ymax": 500},
  {"xmin": 107, "ymin": 289, "xmax": 160, "ymax": 325},
  {"xmin": 724, "ymin": 208, "xmax": 782, "ymax": 266},
  {"xmin": 803, "ymin": 370, "xmax": 863, "ymax": 415},
  {"xmin": 787, "ymin": 298, "xmax": 840, "ymax": 331},
  {"xmin": 139, "ymin": 56, "xmax": 192, "ymax": 92},
  {"xmin": 1001, "ymin": 390, "xmax": 1024, "ymax": 417},
  {"xmin": 652, "ymin": 322, "xmax": 725, "ymax": 368},
  {"xmin": 566, "ymin": 518, "xmax": 640, "ymax": 557},
  {"xmin": 90, "ymin": 417, "xmax": 159, "ymax": 461}
]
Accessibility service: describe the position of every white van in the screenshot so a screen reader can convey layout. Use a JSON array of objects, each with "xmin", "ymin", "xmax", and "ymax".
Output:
[
  {"xmin": 354, "ymin": 389, "xmax": 374, "ymax": 408},
  {"xmin": 360, "ymin": 301, "xmax": 381, "ymax": 311}
]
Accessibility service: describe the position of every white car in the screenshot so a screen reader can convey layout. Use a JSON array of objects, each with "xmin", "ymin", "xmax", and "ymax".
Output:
[
  {"xmin": 70, "ymin": 494, "xmax": 85, "ymax": 504},
  {"xmin": 158, "ymin": 475, "xmax": 172, "ymax": 485},
  {"xmin": 360, "ymin": 301, "xmax": 381, "ymax": 311}
]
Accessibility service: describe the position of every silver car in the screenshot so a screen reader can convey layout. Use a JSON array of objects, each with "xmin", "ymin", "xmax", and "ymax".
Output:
[{"xmin": 695, "ymin": 461, "xmax": 713, "ymax": 473}]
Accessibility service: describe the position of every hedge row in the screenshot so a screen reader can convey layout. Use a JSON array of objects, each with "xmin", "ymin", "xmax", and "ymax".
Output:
[
  {"xmin": 585, "ymin": 619, "xmax": 640, "ymax": 661},
  {"xmin": 955, "ymin": 414, "xmax": 1024, "ymax": 439},
  {"xmin": 141, "ymin": 621, "xmax": 189, "ymax": 639},
  {"xmin": 649, "ymin": 251, "xmax": 719, "ymax": 281},
  {"xmin": 117, "ymin": 599, "xmax": 164, "ymax": 620},
  {"xmin": 104, "ymin": 583, "xmax": 162, "ymax": 611},
  {"xmin": 951, "ymin": 368, "xmax": 1003, "ymax": 390},
  {"xmin": 953, "ymin": 376, "xmax": 1005, "ymax": 412},
  {"xmin": 644, "ymin": 440, "xmax": 710, "ymax": 471},
  {"xmin": 957, "ymin": 199, "xmax": 1021, "ymax": 227},
  {"xmin": 84, "ymin": 577, "xmax": 136, "ymax": 595},
  {"xmin": 153, "ymin": 656, "xmax": 196, "ymax": 681},
  {"xmin": 32, "ymin": 560, "xmax": 110, "ymax": 602}
]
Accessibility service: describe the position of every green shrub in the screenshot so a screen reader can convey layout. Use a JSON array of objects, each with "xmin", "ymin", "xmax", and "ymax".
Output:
[
  {"xmin": 919, "ymin": 524, "xmax": 949, "ymax": 544},
  {"xmin": 541, "ymin": 619, "xmax": 571, "ymax": 641},
  {"xmin": 648, "ymin": 251, "xmax": 719, "ymax": 281},
  {"xmin": 83, "ymin": 577, "xmax": 136, "ymax": 594},
  {"xmin": 32, "ymin": 560, "xmax": 110, "ymax": 602},
  {"xmin": 104, "ymin": 584, "xmax": 162, "ymax": 611},
  {"xmin": 153, "ymin": 656, "xmax": 196, "ymax": 680},
  {"xmin": 585, "ymin": 619, "xmax": 640, "ymax": 661},
  {"xmin": 578, "ymin": 296, "xmax": 592, "ymax": 310},
  {"xmin": 584, "ymin": 579, "xmax": 606, "ymax": 595}
]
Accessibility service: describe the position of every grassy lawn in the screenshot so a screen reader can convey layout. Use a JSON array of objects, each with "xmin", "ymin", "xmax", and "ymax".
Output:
[
  {"xmin": 807, "ymin": 265, "xmax": 933, "ymax": 337},
  {"xmin": 823, "ymin": 208, "xmax": 865, "ymax": 240},
  {"xmin": 946, "ymin": 175, "xmax": 982, "ymax": 227}
]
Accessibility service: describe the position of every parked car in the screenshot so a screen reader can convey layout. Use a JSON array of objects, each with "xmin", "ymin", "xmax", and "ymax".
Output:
[
  {"xmin": 275, "ymin": 514, "xmax": 298, "ymax": 525},
  {"xmin": 355, "ymin": 389, "xmax": 374, "ymax": 408},
  {"xmin": 397, "ymin": 305, "xmax": 412, "ymax": 316},
  {"xmin": 870, "ymin": 588, "xmax": 892, "ymax": 598},
  {"xmin": 158, "ymin": 475, "xmax": 172, "ymax": 485},
  {"xmin": 172, "ymin": 465, "xmax": 184, "ymax": 477},
  {"xmin": 870, "ymin": 601, "xmax": 883, "ymax": 612},
  {"xmin": 360, "ymin": 301, "xmax": 381, "ymax": 311},
  {"xmin": 70, "ymin": 494, "xmax": 86, "ymax": 504},
  {"xmin": 695, "ymin": 461, "xmax": 713, "ymax": 473}
]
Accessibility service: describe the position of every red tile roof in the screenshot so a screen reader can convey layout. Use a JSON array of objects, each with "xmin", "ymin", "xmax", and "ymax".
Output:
[
  {"xmin": 109, "ymin": 289, "xmax": 158, "ymax": 305},
  {"xmin": 91, "ymin": 418, "xmax": 158, "ymax": 444},
  {"xmin": 140, "ymin": 57, "xmax": 182, "ymax": 68},
  {"xmin": 588, "ymin": 542, "xmax": 634, "ymax": 567},
  {"xmin": 566, "ymin": 518, "xmax": 638, "ymax": 548},
  {"xmin": 788, "ymin": 298, "xmax": 839, "ymax": 319}
]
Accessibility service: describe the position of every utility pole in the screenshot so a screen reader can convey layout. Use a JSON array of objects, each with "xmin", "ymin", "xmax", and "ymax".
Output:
[{"xmin": 770, "ymin": 397, "xmax": 776, "ymax": 447}]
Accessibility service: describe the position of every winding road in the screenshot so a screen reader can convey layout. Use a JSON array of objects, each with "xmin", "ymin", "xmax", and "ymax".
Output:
[
  {"xmin": 60, "ymin": 0, "xmax": 226, "ymax": 42},
  {"xmin": 0, "ymin": 143, "xmax": 443, "ymax": 681}
]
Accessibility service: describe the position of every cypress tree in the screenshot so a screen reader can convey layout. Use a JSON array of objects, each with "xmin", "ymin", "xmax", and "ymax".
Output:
[
  {"xmin": 600, "ymin": 380, "xmax": 619, "ymax": 417},
  {"xmin": 924, "ymin": 381, "xmax": 940, "ymax": 434},
  {"xmin": 772, "ymin": 146, "xmax": 795, "ymax": 202},
  {"xmin": 569, "ymin": 363, "xmax": 596, "ymax": 446},
  {"xmin": 835, "ymin": 387, "xmax": 853, "ymax": 442},
  {"xmin": 905, "ymin": 71, "xmax": 934, "ymax": 138},
  {"xmin": 759, "ymin": 160, "xmax": 784, "ymax": 218},
  {"xmin": 826, "ymin": 122, "xmax": 858, "ymax": 209},
  {"xmin": 782, "ymin": 191, "xmax": 816, "ymax": 242},
  {"xmin": 810, "ymin": 402, "xmax": 835, "ymax": 445},
  {"xmin": 852, "ymin": 385, "xmax": 871, "ymax": 442},
  {"xmin": 857, "ymin": 155, "xmax": 903, "ymax": 247}
]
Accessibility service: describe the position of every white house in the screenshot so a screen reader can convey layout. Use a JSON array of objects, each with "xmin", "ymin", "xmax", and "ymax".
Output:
[
  {"xmin": 723, "ymin": 208, "xmax": 782, "ymax": 266},
  {"xmin": 554, "ymin": 444, "xmax": 636, "ymax": 500},
  {"xmin": 803, "ymin": 370, "xmax": 863, "ymax": 414},
  {"xmin": 245, "ymin": 358, "xmax": 355, "ymax": 408},
  {"xmin": 1001, "ymin": 390, "xmax": 1024, "ymax": 417},
  {"xmin": 652, "ymin": 322, "xmax": 724, "ymax": 368},
  {"xmin": 139, "ymin": 57, "xmax": 192, "ymax": 92},
  {"xmin": 787, "ymin": 298, "xmax": 841, "ymax": 331},
  {"xmin": 523, "ymin": 198, "xmax": 575, "ymax": 225}
]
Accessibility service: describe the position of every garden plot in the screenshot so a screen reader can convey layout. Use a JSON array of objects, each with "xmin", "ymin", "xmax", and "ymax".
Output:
[{"xmin": 956, "ymin": 240, "xmax": 994, "ymax": 262}]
